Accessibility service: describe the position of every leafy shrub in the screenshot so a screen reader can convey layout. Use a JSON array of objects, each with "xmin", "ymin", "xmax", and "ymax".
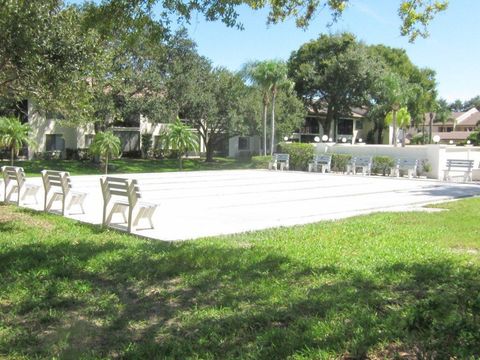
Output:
[
  {"xmin": 372, "ymin": 156, "xmax": 395, "ymax": 175},
  {"xmin": 331, "ymin": 153, "xmax": 352, "ymax": 172},
  {"xmin": 467, "ymin": 131, "xmax": 480, "ymax": 145},
  {"xmin": 141, "ymin": 133, "xmax": 153, "ymax": 159},
  {"xmin": 237, "ymin": 150, "xmax": 252, "ymax": 162},
  {"xmin": 421, "ymin": 159, "xmax": 432, "ymax": 173},
  {"xmin": 278, "ymin": 142, "xmax": 315, "ymax": 171},
  {"xmin": 35, "ymin": 150, "xmax": 62, "ymax": 160},
  {"xmin": 65, "ymin": 148, "xmax": 91, "ymax": 161},
  {"xmin": 251, "ymin": 155, "xmax": 271, "ymax": 169},
  {"xmin": 410, "ymin": 133, "xmax": 426, "ymax": 145},
  {"xmin": 122, "ymin": 150, "xmax": 142, "ymax": 159}
]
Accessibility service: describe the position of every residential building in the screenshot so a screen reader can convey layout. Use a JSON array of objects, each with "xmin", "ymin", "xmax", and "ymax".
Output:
[
  {"xmin": 416, "ymin": 107, "xmax": 480, "ymax": 144},
  {"xmin": 292, "ymin": 107, "xmax": 372, "ymax": 143}
]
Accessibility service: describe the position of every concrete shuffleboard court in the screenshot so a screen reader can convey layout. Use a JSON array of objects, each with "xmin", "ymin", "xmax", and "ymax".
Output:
[{"xmin": 17, "ymin": 170, "xmax": 480, "ymax": 241}]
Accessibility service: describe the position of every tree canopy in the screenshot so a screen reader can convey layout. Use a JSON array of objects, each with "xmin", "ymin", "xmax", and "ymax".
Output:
[
  {"xmin": 288, "ymin": 33, "xmax": 379, "ymax": 140},
  {"xmin": 0, "ymin": 1, "xmax": 101, "ymax": 118},
  {"xmin": 99, "ymin": 0, "xmax": 448, "ymax": 42}
]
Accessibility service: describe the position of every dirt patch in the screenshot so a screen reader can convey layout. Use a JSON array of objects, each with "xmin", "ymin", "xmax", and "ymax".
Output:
[
  {"xmin": 368, "ymin": 343, "xmax": 418, "ymax": 359},
  {"xmin": 0, "ymin": 205, "xmax": 53, "ymax": 231},
  {"xmin": 451, "ymin": 247, "xmax": 479, "ymax": 255}
]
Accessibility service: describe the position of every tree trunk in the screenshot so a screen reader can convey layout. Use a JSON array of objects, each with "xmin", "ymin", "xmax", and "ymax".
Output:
[
  {"xmin": 377, "ymin": 127, "xmax": 383, "ymax": 144},
  {"xmin": 205, "ymin": 143, "xmax": 214, "ymax": 162},
  {"xmin": 402, "ymin": 127, "xmax": 406, "ymax": 147},
  {"xmin": 429, "ymin": 113, "xmax": 434, "ymax": 144},
  {"xmin": 263, "ymin": 99, "xmax": 268, "ymax": 156},
  {"xmin": 10, "ymin": 146, "xmax": 15, "ymax": 166},
  {"xmin": 270, "ymin": 90, "xmax": 277, "ymax": 156},
  {"xmin": 105, "ymin": 154, "xmax": 109, "ymax": 174},
  {"xmin": 178, "ymin": 154, "xmax": 183, "ymax": 170},
  {"xmin": 392, "ymin": 110, "xmax": 397, "ymax": 147},
  {"xmin": 325, "ymin": 103, "xmax": 335, "ymax": 141}
]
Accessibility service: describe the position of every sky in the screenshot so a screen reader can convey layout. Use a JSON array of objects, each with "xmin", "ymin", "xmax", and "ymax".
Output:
[{"xmin": 176, "ymin": 0, "xmax": 479, "ymax": 103}]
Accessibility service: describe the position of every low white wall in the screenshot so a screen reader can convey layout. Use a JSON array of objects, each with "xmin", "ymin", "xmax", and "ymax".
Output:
[{"xmin": 314, "ymin": 143, "xmax": 480, "ymax": 179}]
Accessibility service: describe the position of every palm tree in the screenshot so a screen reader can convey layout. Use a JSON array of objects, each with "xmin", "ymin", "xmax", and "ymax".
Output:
[
  {"xmin": 382, "ymin": 73, "xmax": 409, "ymax": 147},
  {"xmin": 0, "ymin": 117, "xmax": 35, "ymax": 166},
  {"xmin": 241, "ymin": 61, "xmax": 272, "ymax": 156},
  {"xmin": 386, "ymin": 107, "xmax": 411, "ymax": 147},
  {"xmin": 428, "ymin": 98, "xmax": 451, "ymax": 143},
  {"xmin": 89, "ymin": 131, "xmax": 122, "ymax": 174},
  {"xmin": 242, "ymin": 60, "xmax": 293, "ymax": 155},
  {"xmin": 267, "ymin": 61, "xmax": 293, "ymax": 155},
  {"xmin": 164, "ymin": 118, "xmax": 198, "ymax": 170}
]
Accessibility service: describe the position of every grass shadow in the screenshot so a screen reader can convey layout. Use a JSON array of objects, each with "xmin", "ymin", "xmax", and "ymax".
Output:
[{"xmin": 1, "ymin": 204, "xmax": 480, "ymax": 358}]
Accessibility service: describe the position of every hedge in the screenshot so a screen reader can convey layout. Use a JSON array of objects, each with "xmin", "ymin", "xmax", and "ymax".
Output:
[
  {"xmin": 251, "ymin": 156, "xmax": 271, "ymax": 169},
  {"xmin": 331, "ymin": 153, "xmax": 352, "ymax": 172},
  {"xmin": 372, "ymin": 156, "xmax": 395, "ymax": 175},
  {"xmin": 278, "ymin": 143, "xmax": 315, "ymax": 171}
]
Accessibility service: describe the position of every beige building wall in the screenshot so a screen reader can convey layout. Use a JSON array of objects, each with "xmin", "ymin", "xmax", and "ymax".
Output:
[{"xmin": 27, "ymin": 100, "xmax": 95, "ymax": 159}]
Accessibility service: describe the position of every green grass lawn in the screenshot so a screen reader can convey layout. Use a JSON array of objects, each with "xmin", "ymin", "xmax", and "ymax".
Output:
[
  {"xmin": 1, "ymin": 199, "xmax": 480, "ymax": 359},
  {"xmin": 1, "ymin": 157, "xmax": 252, "ymax": 177}
]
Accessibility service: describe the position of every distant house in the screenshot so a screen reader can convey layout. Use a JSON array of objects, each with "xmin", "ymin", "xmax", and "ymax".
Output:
[
  {"xmin": 417, "ymin": 107, "xmax": 480, "ymax": 143},
  {"xmin": 291, "ymin": 107, "xmax": 371, "ymax": 143}
]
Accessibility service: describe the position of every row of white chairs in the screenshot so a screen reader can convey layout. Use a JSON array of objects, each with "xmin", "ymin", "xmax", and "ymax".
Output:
[{"xmin": 1, "ymin": 166, "xmax": 157, "ymax": 233}]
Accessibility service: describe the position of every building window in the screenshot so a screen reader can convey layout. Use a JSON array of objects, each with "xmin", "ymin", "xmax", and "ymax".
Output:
[
  {"xmin": 337, "ymin": 119, "xmax": 353, "ymax": 135},
  {"xmin": 355, "ymin": 120, "xmax": 363, "ymax": 130},
  {"xmin": 45, "ymin": 134, "xmax": 65, "ymax": 151},
  {"xmin": 238, "ymin": 137, "xmax": 249, "ymax": 151},
  {"xmin": 85, "ymin": 134, "xmax": 94, "ymax": 147}
]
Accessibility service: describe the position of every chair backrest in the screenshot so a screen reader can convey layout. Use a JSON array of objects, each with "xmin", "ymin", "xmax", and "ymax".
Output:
[
  {"xmin": 100, "ymin": 177, "xmax": 141, "ymax": 207},
  {"xmin": 396, "ymin": 158, "xmax": 418, "ymax": 168},
  {"xmin": 274, "ymin": 153, "xmax": 289, "ymax": 163},
  {"xmin": 1, "ymin": 166, "xmax": 26, "ymax": 187},
  {"xmin": 446, "ymin": 159, "xmax": 474, "ymax": 170},
  {"xmin": 313, "ymin": 155, "xmax": 331, "ymax": 165},
  {"xmin": 41, "ymin": 170, "xmax": 71, "ymax": 195},
  {"xmin": 354, "ymin": 156, "xmax": 372, "ymax": 167}
]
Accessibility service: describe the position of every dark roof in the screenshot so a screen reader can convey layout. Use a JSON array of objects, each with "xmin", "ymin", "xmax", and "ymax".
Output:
[
  {"xmin": 433, "ymin": 131, "xmax": 472, "ymax": 141},
  {"xmin": 459, "ymin": 111, "xmax": 480, "ymax": 126},
  {"xmin": 307, "ymin": 107, "xmax": 367, "ymax": 118},
  {"xmin": 422, "ymin": 112, "xmax": 461, "ymax": 126}
]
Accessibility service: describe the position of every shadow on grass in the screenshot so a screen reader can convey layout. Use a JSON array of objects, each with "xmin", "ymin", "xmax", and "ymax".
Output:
[{"xmin": 0, "ymin": 209, "xmax": 479, "ymax": 359}]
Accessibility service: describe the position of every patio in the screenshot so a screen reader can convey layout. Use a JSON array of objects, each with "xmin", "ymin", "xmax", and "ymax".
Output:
[{"xmin": 19, "ymin": 169, "xmax": 480, "ymax": 241}]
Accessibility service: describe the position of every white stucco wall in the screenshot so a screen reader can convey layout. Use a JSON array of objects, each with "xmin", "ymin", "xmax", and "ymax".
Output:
[{"xmin": 314, "ymin": 143, "xmax": 480, "ymax": 179}]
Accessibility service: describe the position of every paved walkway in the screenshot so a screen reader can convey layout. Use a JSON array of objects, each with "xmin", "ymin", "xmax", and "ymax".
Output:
[{"xmin": 15, "ymin": 170, "xmax": 480, "ymax": 241}]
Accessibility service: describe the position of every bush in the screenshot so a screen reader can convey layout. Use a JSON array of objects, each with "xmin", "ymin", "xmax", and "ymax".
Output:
[
  {"xmin": 122, "ymin": 150, "xmax": 142, "ymax": 159},
  {"xmin": 331, "ymin": 153, "xmax": 352, "ymax": 172},
  {"xmin": 35, "ymin": 150, "xmax": 62, "ymax": 160},
  {"xmin": 467, "ymin": 131, "xmax": 480, "ymax": 145},
  {"xmin": 64, "ymin": 148, "xmax": 91, "ymax": 161},
  {"xmin": 372, "ymin": 156, "xmax": 395, "ymax": 175},
  {"xmin": 278, "ymin": 142, "xmax": 315, "ymax": 171},
  {"xmin": 237, "ymin": 150, "xmax": 252, "ymax": 162},
  {"xmin": 251, "ymin": 155, "xmax": 271, "ymax": 169},
  {"xmin": 421, "ymin": 159, "xmax": 432, "ymax": 174},
  {"xmin": 141, "ymin": 133, "xmax": 153, "ymax": 159},
  {"xmin": 410, "ymin": 133, "xmax": 427, "ymax": 145}
]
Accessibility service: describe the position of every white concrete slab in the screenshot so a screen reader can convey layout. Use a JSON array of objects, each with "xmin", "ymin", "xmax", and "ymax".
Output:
[{"xmin": 8, "ymin": 170, "xmax": 480, "ymax": 241}]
